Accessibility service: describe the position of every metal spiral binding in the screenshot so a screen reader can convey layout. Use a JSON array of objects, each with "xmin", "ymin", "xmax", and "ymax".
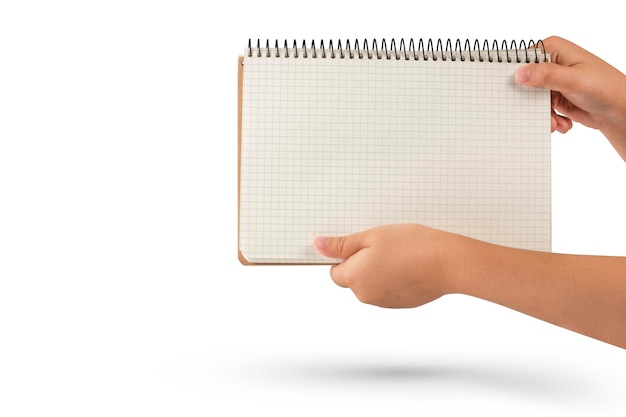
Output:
[{"xmin": 246, "ymin": 38, "xmax": 547, "ymax": 63}]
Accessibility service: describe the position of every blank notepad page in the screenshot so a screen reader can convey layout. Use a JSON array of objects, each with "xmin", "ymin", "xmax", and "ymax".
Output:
[{"xmin": 239, "ymin": 44, "xmax": 551, "ymax": 264}]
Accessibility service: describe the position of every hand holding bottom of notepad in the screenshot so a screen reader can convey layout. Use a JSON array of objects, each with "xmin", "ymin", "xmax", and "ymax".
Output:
[
  {"xmin": 314, "ymin": 223, "xmax": 626, "ymax": 349},
  {"xmin": 311, "ymin": 36, "xmax": 626, "ymax": 348},
  {"xmin": 314, "ymin": 224, "xmax": 461, "ymax": 309}
]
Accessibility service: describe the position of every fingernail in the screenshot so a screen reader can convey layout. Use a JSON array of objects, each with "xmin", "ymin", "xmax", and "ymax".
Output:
[
  {"xmin": 515, "ymin": 67, "xmax": 531, "ymax": 83},
  {"xmin": 314, "ymin": 237, "xmax": 329, "ymax": 249}
]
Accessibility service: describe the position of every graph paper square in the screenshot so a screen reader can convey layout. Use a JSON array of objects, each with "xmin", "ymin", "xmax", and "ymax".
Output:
[{"xmin": 239, "ymin": 49, "xmax": 551, "ymax": 264}]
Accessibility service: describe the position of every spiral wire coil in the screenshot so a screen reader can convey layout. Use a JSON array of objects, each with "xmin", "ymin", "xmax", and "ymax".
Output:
[{"xmin": 246, "ymin": 38, "xmax": 547, "ymax": 63}]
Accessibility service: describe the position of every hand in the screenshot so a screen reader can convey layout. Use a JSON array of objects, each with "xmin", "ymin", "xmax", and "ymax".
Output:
[
  {"xmin": 515, "ymin": 36, "xmax": 626, "ymax": 159},
  {"xmin": 315, "ymin": 223, "xmax": 626, "ymax": 348},
  {"xmin": 314, "ymin": 224, "xmax": 460, "ymax": 308}
]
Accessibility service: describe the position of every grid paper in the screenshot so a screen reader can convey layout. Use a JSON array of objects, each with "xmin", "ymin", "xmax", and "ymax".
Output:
[{"xmin": 239, "ymin": 49, "xmax": 551, "ymax": 264}]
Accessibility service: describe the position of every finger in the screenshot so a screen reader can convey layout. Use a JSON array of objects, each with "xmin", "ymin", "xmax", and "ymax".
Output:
[
  {"xmin": 550, "ymin": 92, "xmax": 574, "ymax": 133},
  {"xmin": 313, "ymin": 232, "xmax": 367, "ymax": 260},
  {"xmin": 554, "ymin": 112, "xmax": 573, "ymax": 133},
  {"xmin": 540, "ymin": 36, "xmax": 590, "ymax": 67},
  {"xmin": 328, "ymin": 246, "xmax": 368, "ymax": 289},
  {"xmin": 315, "ymin": 233, "xmax": 370, "ymax": 290},
  {"xmin": 514, "ymin": 62, "xmax": 579, "ymax": 96},
  {"xmin": 329, "ymin": 264, "xmax": 349, "ymax": 288}
]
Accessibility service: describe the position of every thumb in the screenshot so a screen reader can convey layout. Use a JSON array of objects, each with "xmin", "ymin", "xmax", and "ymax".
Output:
[
  {"xmin": 314, "ymin": 233, "xmax": 365, "ymax": 260},
  {"xmin": 515, "ymin": 62, "xmax": 577, "ymax": 95}
]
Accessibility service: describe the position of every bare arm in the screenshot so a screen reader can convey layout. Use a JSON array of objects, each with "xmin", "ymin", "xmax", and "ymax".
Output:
[
  {"xmin": 446, "ymin": 230, "xmax": 626, "ymax": 348},
  {"xmin": 314, "ymin": 224, "xmax": 626, "ymax": 349},
  {"xmin": 314, "ymin": 36, "xmax": 626, "ymax": 349}
]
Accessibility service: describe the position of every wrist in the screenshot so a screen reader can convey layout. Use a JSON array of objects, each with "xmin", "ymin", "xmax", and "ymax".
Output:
[
  {"xmin": 437, "ymin": 232, "xmax": 507, "ymax": 297},
  {"xmin": 441, "ymin": 234, "xmax": 548, "ymax": 306},
  {"xmin": 600, "ymin": 120, "xmax": 626, "ymax": 161},
  {"xmin": 599, "ymin": 70, "xmax": 626, "ymax": 160}
]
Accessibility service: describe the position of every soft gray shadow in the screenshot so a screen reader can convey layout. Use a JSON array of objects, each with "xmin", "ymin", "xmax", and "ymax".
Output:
[{"xmin": 249, "ymin": 355, "xmax": 604, "ymax": 403}]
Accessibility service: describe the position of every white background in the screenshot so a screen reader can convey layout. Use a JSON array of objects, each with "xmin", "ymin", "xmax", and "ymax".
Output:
[{"xmin": 1, "ymin": 1, "xmax": 625, "ymax": 416}]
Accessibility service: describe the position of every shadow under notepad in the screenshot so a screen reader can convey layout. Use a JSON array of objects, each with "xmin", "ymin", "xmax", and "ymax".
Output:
[{"xmin": 254, "ymin": 355, "xmax": 602, "ymax": 403}]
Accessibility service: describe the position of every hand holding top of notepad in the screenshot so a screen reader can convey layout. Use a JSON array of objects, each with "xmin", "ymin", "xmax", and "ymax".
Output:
[{"xmin": 514, "ymin": 37, "xmax": 626, "ymax": 159}]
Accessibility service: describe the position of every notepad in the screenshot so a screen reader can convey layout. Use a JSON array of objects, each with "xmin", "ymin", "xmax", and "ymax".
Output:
[{"xmin": 238, "ymin": 39, "xmax": 551, "ymax": 264}]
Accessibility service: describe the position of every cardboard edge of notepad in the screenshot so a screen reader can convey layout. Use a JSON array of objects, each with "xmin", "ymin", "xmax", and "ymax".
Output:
[
  {"xmin": 237, "ymin": 56, "xmax": 277, "ymax": 266},
  {"xmin": 237, "ymin": 56, "xmax": 334, "ymax": 266},
  {"xmin": 237, "ymin": 56, "xmax": 251, "ymax": 265}
]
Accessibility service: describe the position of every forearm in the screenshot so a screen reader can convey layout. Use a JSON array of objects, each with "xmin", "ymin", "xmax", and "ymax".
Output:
[{"xmin": 445, "ymin": 236, "xmax": 626, "ymax": 349}]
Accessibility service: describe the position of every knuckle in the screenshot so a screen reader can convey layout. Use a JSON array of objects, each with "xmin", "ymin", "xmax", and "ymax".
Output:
[{"xmin": 334, "ymin": 236, "xmax": 346, "ymax": 257}]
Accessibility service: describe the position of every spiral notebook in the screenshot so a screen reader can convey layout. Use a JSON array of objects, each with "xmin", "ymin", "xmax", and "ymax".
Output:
[{"xmin": 238, "ymin": 38, "xmax": 552, "ymax": 265}]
